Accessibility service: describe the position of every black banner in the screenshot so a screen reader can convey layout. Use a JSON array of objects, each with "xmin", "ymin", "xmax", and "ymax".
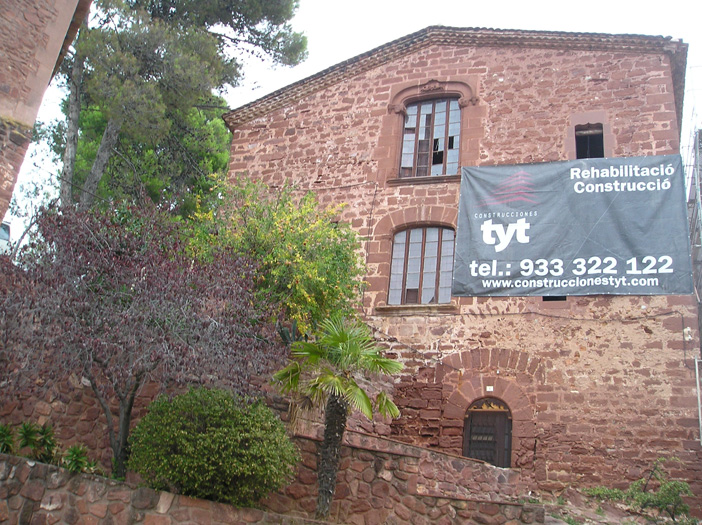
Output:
[{"xmin": 452, "ymin": 155, "xmax": 693, "ymax": 297}]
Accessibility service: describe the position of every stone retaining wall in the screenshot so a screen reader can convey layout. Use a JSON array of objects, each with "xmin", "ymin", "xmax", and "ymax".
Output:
[{"xmin": 1, "ymin": 432, "xmax": 545, "ymax": 524}]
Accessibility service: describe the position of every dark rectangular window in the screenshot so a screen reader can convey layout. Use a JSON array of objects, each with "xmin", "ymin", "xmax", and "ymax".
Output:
[{"xmin": 575, "ymin": 123, "xmax": 604, "ymax": 159}]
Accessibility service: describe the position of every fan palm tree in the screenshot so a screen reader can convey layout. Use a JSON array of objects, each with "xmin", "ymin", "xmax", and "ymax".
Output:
[{"xmin": 273, "ymin": 315, "xmax": 403, "ymax": 519}]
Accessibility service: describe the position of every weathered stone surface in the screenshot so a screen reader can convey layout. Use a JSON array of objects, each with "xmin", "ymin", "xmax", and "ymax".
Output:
[
  {"xmin": 1, "ymin": 447, "xmax": 545, "ymax": 524},
  {"xmin": 220, "ymin": 27, "xmax": 701, "ymax": 516}
]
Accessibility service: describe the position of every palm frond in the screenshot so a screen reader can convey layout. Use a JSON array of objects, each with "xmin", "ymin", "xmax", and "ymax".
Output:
[
  {"xmin": 271, "ymin": 362, "xmax": 301, "ymax": 393},
  {"xmin": 291, "ymin": 340, "xmax": 326, "ymax": 365},
  {"xmin": 309, "ymin": 369, "xmax": 346, "ymax": 398},
  {"xmin": 361, "ymin": 354, "xmax": 404, "ymax": 376},
  {"xmin": 345, "ymin": 379, "xmax": 373, "ymax": 420},
  {"xmin": 375, "ymin": 391, "xmax": 401, "ymax": 419}
]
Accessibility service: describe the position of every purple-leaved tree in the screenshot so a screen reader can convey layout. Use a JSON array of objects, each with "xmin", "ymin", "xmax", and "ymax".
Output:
[{"xmin": 0, "ymin": 204, "xmax": 285, "ymax": 477}]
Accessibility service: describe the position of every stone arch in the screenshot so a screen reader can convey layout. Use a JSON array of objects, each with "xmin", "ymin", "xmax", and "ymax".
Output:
[
  {"xmin": 440, "ymin": 353, "xmax": 538, "ymax": 470},
  {"xmin": 374, "ymin": 205, "xmax": 458, "ymax": 239},
  {"xmin": 388, "ymin": 79, "xmax": 478, "ymax": 116}
]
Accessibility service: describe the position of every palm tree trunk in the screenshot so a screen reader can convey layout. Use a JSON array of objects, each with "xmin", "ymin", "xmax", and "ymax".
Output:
[{"xmin": 315, "ymin": 393, "xmax": 348, "ymax": 520}]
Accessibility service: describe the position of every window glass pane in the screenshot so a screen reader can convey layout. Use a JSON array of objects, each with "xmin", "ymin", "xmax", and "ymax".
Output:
[
  {"xmin": 438, "ymin": 230, "xmax": 455, "ymax": 302},
  {"xmin": 388, "ymin": 232, "xmax": 407, "ymax": 305},
  {"xmin": 389, "ymin": 227, "xmax": 455, "ymax": 305},
  {"xmin": 421, "ymin": 228, "xmax": 439, "ymax": 303},
  {"xmin": 405, "ymin": 229, "xmax": 423, "ymax": 290},
  {"xmin": 422, "ymin": 273, "xmax": 437, "ymax": 303},
  {"xmin": 434, "ymin": 108, "xmax": 447, "ymax": 127},
  {"xmin": 402, "ymin": 134, "xmax": 415, "ymax": 154},
  {"xmin": 400, "ymin": 98, "xmax": 460, "ymax": 178},
  {"xmin": 405, "ymin": 107, "xmax": 417, "ymax": 128}
]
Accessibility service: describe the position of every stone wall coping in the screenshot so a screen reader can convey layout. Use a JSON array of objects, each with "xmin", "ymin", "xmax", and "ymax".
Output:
[{"xmin": 294, "ymin": 423, "xmax": 524, "ymax": 474}]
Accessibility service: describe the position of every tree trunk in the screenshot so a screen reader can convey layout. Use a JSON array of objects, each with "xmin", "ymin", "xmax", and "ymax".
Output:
[
  {"xmin": 316, "ymin": 393, "xmax": 348, "ymax": 520},
  {"xmin": 88, "ymin": 371, "xmax": 142, "ymax": 479},
  {"xmin": 78, "ymin": 118, "xmax": 122, "ymax": 211},
  {"xmin": 60, "ymin": 37, "xmax": 85, "ymax": 209},
  {"xmin": 110, "ymin": 371, "xmax": 143, "ymax": 479}
]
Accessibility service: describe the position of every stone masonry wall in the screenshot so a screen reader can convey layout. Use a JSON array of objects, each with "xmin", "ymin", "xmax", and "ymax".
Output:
[
  {"xmin": 0, "ymin": 0, "xmax": 81, "ymax": 218},
  {"xmin": 0, "ymin": 453, "xmax": 319, "ymax": 525},
  {"xmin": 0, "ymin": 119, "xmax": 31, "ymax": 220},
  {"xmin": 226, "ymin": 40, "xmax": 702, "ymax": 510},
  {"xmin": 1, "ymin": 431, "xmax": 546, "ymax": 525}
]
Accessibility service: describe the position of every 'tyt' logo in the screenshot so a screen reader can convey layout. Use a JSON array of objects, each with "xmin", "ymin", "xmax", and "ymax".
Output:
[{"xmin": 481, "ymin": 218, "xmax": 530, "ymax": 252}]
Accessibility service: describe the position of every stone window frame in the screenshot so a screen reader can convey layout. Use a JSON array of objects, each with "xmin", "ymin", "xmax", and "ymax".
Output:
[
  {"xmin": 398, "ymin": 97, "xmax": 462, "ymax": 178},
  {"xmin": 381, "ymin": 78, "xmax": 480, "ymax": 187},
  {"xmin": 565, "ymin": 110, "xmax": 614, "ymax": 160},
  {"xmin": 372, "ymin": 206, "xmax": 459, "ymax": 314}
]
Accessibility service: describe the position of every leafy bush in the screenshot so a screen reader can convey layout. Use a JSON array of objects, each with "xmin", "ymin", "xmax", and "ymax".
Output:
[
  {"xmin": 625, "ymin": 461, "xmax": 694, "ymax": 522},
  {"xmin": 0, "ymin": 423, "xmax": 13, "ymax": 453},
  {"xmin": 17, "ymin": 422, "xmax": 57, "ymax": 462},
  {"xmin": 1, "ymin": 420, "xmax": 98, "ymax": 473},
  {"xmin": 584, "ymin": 486, "xmax": 625, "ymax": 501},
  {"xmin": 584, "ymin": 458, "xmax": 696, "ymax": 523},
  {"xmin": 128, "ymin": 388, "xmax": 299, "ymax": 506},
  {"xmin": 63, "ymin": 444, "xmax": 89, "ymax": 473}
]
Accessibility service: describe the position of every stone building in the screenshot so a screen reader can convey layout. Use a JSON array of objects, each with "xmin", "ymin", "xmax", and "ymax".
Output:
[
  {"xmin": 224, "ymin": 26, "xmax": 702, "ymax": 503},
  {"xmin": 0, "ymin": 0, "xmax": 91, "ymax": 220}
]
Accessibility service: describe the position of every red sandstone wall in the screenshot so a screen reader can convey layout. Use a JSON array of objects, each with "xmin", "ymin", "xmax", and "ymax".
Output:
[
  {"xmin": 226, "ymin": 41, "xmax": 702, "ymax": 506},
  {"xmin": 1, "ymin": 432, "xmax": 547, "ymax": 525},
  {"xmin": 0, "ymin": 0, "xmax": 83, "ymax": 219}
]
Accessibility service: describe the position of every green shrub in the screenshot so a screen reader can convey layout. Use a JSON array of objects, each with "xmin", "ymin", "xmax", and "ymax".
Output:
[
  {"xmin": 625, "ymin": 464, "xmax": 693, "ymax": 522},
  {"xmin": 63, "ymin": 444, "xmax": 89, "ymax": 473},
  {"xmin": 584, "ymin": 486, "xmax": 625, "ymax": 501},
  {"xmin": 128, "ymin": 388, "xmax": 299, "ymax": 507},
  {"xmin": 0, "ymin": 423, "xmax": 14, "ymax": 453},
  {"xmin": 17, "ymin": 421, "xmax": 57, "ymax": 462},
  {"xmin": 17, "ymin": 422, "xmax": 39, "ymax": 453},
  {"xmin": 584, "ymin": 458, "xmax": 696, "ymax": 523}
]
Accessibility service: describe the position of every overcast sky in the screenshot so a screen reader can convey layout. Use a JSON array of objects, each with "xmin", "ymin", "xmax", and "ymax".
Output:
[
  {"xmin": 7, "ymin": 0, "xmax": 702, "ymax": 233},
  {"xmin": 228, "ymin": 0, "xmax": 702, "ymax": 160}
]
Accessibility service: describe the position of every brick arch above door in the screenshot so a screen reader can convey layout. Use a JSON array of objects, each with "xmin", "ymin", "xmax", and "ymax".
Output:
[{"xmin": 438, "ymin": 356, "xmax": 538, "ymax": 470}]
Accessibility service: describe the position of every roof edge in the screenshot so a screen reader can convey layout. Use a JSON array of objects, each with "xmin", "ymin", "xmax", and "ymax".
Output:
[{"xmin": 223, "ymin": 26, "xmax": 688, "ymax": 130}]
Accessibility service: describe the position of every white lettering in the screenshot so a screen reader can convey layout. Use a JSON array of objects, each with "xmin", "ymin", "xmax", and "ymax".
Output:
[{"xmin": 481, "ymin": 219, "xmax": 531, "ymax": 252}]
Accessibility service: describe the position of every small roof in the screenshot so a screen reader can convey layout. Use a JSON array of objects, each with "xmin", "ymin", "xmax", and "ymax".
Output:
[{"xmin": 223, "ymin": 26, "xmax": 688, "ymax": 130}]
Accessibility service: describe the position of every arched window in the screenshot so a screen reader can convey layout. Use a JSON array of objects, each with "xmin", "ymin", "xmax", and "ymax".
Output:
[
  {"xmin": 463, "ymin": 397, "xmax": 512, "ymax": 468},
  {"xmin": 388, "ymin": 226, "xmax": 454, "ymax": 305},
  {"xmin": 400, "ymin": 98, "xmax": 461, "ymax": 178}
]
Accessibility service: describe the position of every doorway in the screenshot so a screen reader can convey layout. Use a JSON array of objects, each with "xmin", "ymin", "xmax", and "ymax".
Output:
[{"xmin": 462, "ymin": 397, "xmax": 512, "ymax": 467}]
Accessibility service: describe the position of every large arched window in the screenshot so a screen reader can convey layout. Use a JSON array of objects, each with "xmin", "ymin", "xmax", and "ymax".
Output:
[
  {"xmin": 463, "ymin": 398, "xmax": 512, "ymax": 468},
  {"xmin": 400, "ymin": 98, "xmax": 461, "ymax": 178},
  {"xmin": 388, "ymin": 226, "xmax": 454, "ymax": 305}
]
